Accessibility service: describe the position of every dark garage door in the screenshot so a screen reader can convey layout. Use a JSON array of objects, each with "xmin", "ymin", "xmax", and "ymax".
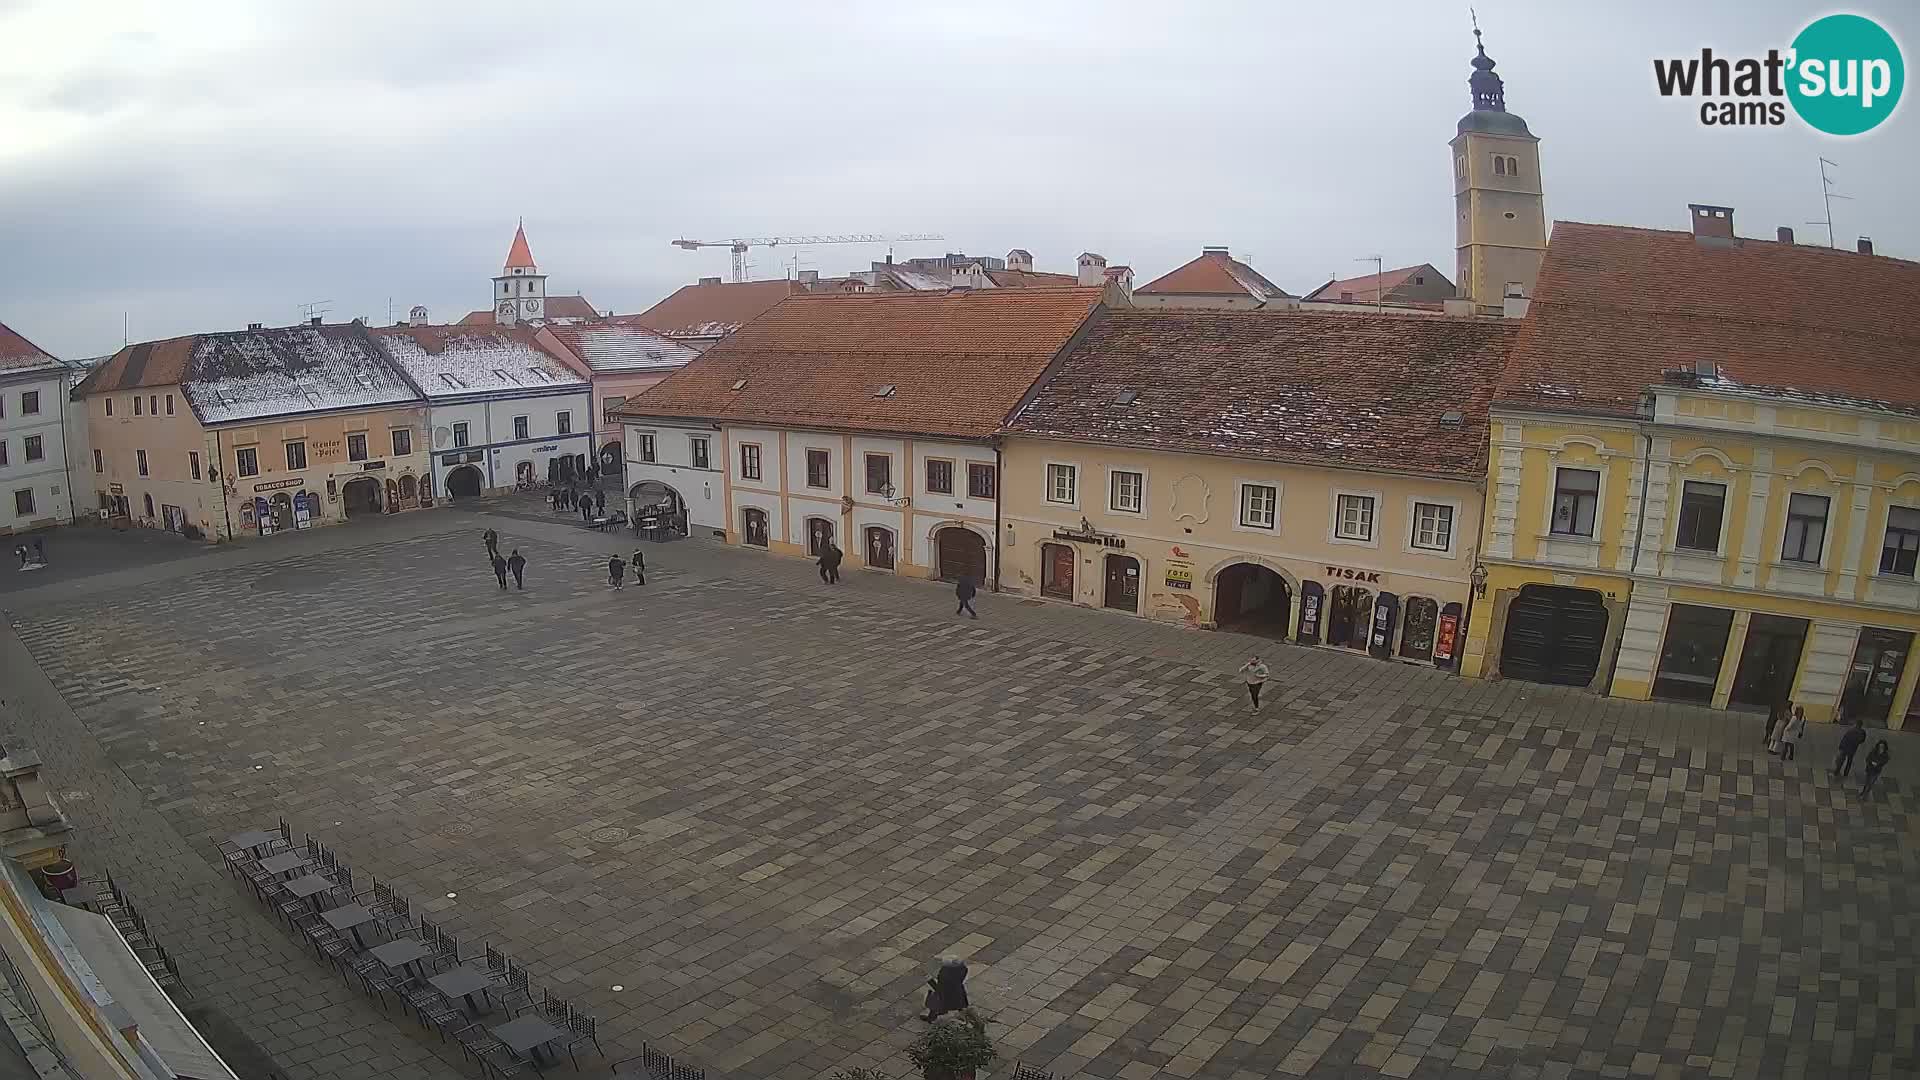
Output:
[{"xmin": 1500, "ymin": 584, "xmax": 1609, "ymax": 687}]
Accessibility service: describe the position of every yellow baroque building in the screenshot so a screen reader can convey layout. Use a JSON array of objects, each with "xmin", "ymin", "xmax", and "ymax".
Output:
[{"xmin": 1463, "ymin": 208, "xmax": 1920, "ymax": 729}]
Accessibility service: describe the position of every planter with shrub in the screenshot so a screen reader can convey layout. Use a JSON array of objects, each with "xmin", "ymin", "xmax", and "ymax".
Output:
[{"xmin": 906, "ymin": 1009, "xmax": 995, "ymax": 1080}]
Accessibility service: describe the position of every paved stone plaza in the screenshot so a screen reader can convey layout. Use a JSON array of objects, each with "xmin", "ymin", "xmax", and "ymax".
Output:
[{"xmin": 2, "ymin": 503, "xmax": 1916, "ymax": 1080}]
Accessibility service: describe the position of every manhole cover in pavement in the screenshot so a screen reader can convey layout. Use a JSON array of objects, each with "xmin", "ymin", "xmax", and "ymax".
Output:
[
  {"xmin": 589, "ymin": 827, "xmax": 630, "ymax": 843},
  {"xmin": 443, "ymin": 821, "xmax": 474, "ymax": 837}
]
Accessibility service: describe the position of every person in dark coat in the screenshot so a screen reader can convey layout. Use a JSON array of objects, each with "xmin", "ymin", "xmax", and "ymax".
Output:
[
  {"xmin": 595, "ymin": 490, "xmax": 606, "ymax": 516},
  {"xmin": 581, "ymin": 500, "xmax": 595, "ymax": 524},
  {"xmin": 1833, "ymin": 718, "xmax": 1869, "ymax": 777},
  {"xmin": 483, "ymin": 528, "xmax": 500, "ymax": 560},
  {"xmin": 490, "ymin": 553, "xmax": 509, "ymax": 589},
  {"xmin": 955, "ymin": 575, "xmax": 978, "ymax": 618},
  {"xmin": 1859, "ymin": 740, "xmax": 1890, "ymax": 797},
  {"xmin": 818, "ymin": 543, "xmax": 841, "ymax": 584},
  {"xmin": 922, "ymin": 958, "xmax": 969, "ymax": 1022},
  {"xmin": 507, "ymin": 549, "xmax": 526, "ymax": 589},
  {"xmin": 631, "ymin": 549, "xmax": 646, "ymax": 586},
  {"xmin": 608, "ymin": 556, "xmax": 626, "ymax": 590}
]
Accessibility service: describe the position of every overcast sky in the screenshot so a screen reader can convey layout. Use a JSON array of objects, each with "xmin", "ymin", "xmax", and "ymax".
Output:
[{"xmin": 2, "ymin": 0, "xmax": 1913, "ymax": 359}]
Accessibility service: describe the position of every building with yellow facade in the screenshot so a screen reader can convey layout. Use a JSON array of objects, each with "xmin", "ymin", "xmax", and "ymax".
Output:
[
  {"xmin": 1462, "ymin": 208, "xmax": 1920, "ymax": 729},
  {"xmin": 999, "ymin": 309, "xmax": 1516, "ymax": 667}
]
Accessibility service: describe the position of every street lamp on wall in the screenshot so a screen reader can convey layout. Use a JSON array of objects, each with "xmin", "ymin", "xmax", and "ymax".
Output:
[{"xmin": 1471, "ymin": 563, "xmax": 1489, "ymax": 598}]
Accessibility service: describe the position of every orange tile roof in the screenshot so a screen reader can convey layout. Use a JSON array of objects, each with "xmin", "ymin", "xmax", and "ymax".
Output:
[
  {"xmin": 1500, "ymin": 222, "xmax": 1920, "ymax": 418},
  {"xmin": 73, "ymin": 334, "xmax": 198, "ymax": 395},
  {"xmin": 1304, "ymin": 264, "xmax": 1442, "ymax": 303},
  {"xmin": 1010, "ymin": 309, "xmax": 1517, "ymax": 479},
  {"xmin": 615, "ymin": 287, "xmax": 1105, "ymax": 439},
  {"xmin": 632, "ymin": 279, "xmax": 795, "ymax": 339},
  {"xmin": 1136, "ymin": 250, "xmax": 1292, "ymax": 300},
  {"xmin": 0, "ymin": 320, "xmax": 58, "ymax": 371},
  {"xmin": 504, "ymin": 222, "xmax": 537, "ymax": 269}
]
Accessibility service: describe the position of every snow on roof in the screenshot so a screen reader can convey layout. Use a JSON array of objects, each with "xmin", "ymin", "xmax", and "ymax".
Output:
[
  {"xmin": 184, "ymin": 324, "xmax": 421, "ymax": 425},
  {"xmin": 543, "ymin": 323, "xmax": 700, "ymax": 374},
  {"xmin": 372, "ymin": 325, "xmax": 586, "ymax": 400}
]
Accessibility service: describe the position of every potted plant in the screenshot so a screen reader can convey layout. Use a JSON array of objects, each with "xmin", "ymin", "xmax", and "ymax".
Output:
[
  {"xmin": 41, "ymin": 857, "xmax": 79, "ymax": 892},
  {"xmin": 907, "ymin": 1009, "xmax": 995, "ymax": 1080}
]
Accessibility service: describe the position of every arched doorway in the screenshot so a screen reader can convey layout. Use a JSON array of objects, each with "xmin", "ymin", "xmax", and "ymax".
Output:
[
  {"xmin": 1214, "ymin": 563, "xmax": 1292, "ymax": 638},
  {"xmin": 383, "ymin": 478, "xmax": 399, "ymax": 513},
  {"xmin": 341, "ymin": 476, "xmax": 381, "ymax": 517},
  {"xmin": 600, "ymin": 441, "xmax": 622, "ymax": 472},
  {"xmin": 515, "ymin": 461, "xmax": 534, "ymax": 488},
  {"xmin": 935, "ymin": 526, "xmax": 987, "ymax": 584},
  {"xmin": 1400, "ymin": 597, "xmax": 1439, "ymax": 661},
  {"xmin": 1329, "ymin": 585, "xmax": 1372, "ymax": 649},
  {"xmin": 1103, "ymin": 554, "xmax": 1140, "ymax": 612},
  {"xmin": 446, "ymin": 465, "xmax": 484, "ymax": 498},
  {"xmin": 864, "ymin": 526, "xmax": 896, "ymax": 570},
  {"xmin": 742, "ymin": 507, "xmax": 769, "ymax": 547},
  {"xmin": 398, "ymin": 473, "xmax": 418, "ymax": 507},
  {"xmin": 630, "ymin": 481, "xmax": 688, "ymax": 536},
  {"xmin": 142, "ymin": 492, "xmax": 155, "ymax": 519},
  {"xmin": 1040, "ymin": 542, "xmax": 1075, "ymax": 600},
  {"xmin": 805, "ymin": 517, "xmax": 835, "ymax": 557}
]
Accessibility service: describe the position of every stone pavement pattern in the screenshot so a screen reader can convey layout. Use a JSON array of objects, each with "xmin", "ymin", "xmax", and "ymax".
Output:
[{"xmin": 2, "ymin": 505, "xmax": 1916, "ymax": 1080}]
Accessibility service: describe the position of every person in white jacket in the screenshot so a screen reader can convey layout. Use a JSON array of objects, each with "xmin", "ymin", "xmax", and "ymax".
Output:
[
  {"xmin": 1776, "ymin": 704, "xmax": 1808, "ymax": 761},
  {"xmin": 1237, "ymin": 656, "xmax": 1270, "ymax": 711}
]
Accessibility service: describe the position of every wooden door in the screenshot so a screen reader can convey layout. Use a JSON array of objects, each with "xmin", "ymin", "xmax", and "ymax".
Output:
[
  {"xmin": 743, "ymin": 508, "xmax": 769, "ymax": 547},
  {"xmin": 1041, "ymin": 543, "xmax": 1075, "ymax": 600},
  {"xmin": 807, "ymin": 518, "xmax": 835, "ymax": 557},
  {"xmin": 936, "ymin": 528, "xmax": 986, "ymax": 584},
  {"xmin": 865, "ymin": 527, "xmax": 895, "ymax": 570},
  {"xmin": 1103, "ymin": 555, "xmax": 1139, "ymax": 612}
]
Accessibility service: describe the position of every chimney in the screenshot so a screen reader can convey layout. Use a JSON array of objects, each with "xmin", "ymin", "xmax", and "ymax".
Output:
[
  {"xmin": 1202, "ymin": 245, "xmax": 1231, "ymax": 258},
  {"xmin": 1076, "ymin": 252, "xmax": 1107, "ymax": 287},
  {"xmin": 1005, "ymin": 249, "xmax": 1033, "ymax": 273},
  {"xmin": 698, "ymin": 276, "xmax": 722, "ymax": 285},
  {"xmin": 1502, "ymin": 282, "xmax": 1531, "ymax": 319},
  {"xmin": 1687, "ymin": 203, "xmax": 1736, "ymax": 242},
  {"xmin": 309, "ymin": 316, "xmax": 323, "ymax": 326},
  {"xmin": 408, "ymin": 305, "xmax": 429, "ymax": 327},
  {"xmin": 1858, "ymin": 237, "xmax": 1875, "ymax": 256},
  {"xmin": 247, "ymin": 322, "xmax": 264, "ymax": 331},
  {"xmin": 1777, "ymin": 226, "xmax": 1795, "ymax": 245}
]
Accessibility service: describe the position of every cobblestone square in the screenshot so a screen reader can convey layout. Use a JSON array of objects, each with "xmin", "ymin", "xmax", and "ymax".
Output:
[{"xmin": 3, "ymin": 505, "xmax": 1915, "ymax": 1080}]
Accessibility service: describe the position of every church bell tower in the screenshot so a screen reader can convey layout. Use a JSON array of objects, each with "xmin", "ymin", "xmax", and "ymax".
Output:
[
  {"xmin": 1450, "ymin": 25, "xmax": 1546, "ymax": 314},
  {"xmin": 492, "ymin": 220, "xmax": 547, "ymax": 326}
]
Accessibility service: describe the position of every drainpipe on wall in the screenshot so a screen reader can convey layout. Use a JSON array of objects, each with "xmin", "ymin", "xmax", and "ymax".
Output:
[
  {"xmin": 992, "ymin": 440, "xmax": 1004, "ymax": 593},
  {"xmin": 58, "ymin": 369, "xmax": 78, "ymax": 524},
  {"xmin": 217, "ymin": 429, "xmax": 235, "ymax": 541},
  {"xmin": 1603, "ymin": 422, "xmax": 1656, "ymax": 697}
]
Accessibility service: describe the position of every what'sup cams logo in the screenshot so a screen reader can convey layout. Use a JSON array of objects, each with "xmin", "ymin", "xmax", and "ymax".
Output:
[{"xmin": 1654, "ymin": 13, "xmax": 1904, "ymax": 134}]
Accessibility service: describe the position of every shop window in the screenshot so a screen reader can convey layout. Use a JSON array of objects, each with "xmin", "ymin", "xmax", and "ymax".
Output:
[
  {"xmin": 1550, "ymin": 468, "xmax": 1600, "ymax": 537},
  {"xmin": 1781, "ymin": 493, "xmax": 1829, "ymax": 564},
  {"xmin": 1674, "ymin": 481, "xmax": 1726, "ymax": 552},
  {"xmin": 1652, "ymin": 604, "xmax": 1734, "ymax": 704},
  {"xmin": 1880, "ymin": 506, "xmax": 1920, "ymax": 577}
]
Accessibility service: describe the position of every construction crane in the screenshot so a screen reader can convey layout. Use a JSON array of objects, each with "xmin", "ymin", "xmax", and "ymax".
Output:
[{"xmin": 671, "ymin": 233, "xmax": 945, "ymax": 283}]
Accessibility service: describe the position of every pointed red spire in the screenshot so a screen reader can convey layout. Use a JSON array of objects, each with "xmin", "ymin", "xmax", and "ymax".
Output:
[{"xmin": 504, "ymin": 219, "xmax": 537, "ymax": 270}]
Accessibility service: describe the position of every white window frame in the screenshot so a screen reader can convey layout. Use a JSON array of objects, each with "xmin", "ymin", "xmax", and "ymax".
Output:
[
  {"xmin": 689, "ymin": 436, "xmax": 711, "ymax": 470},
  {"xmin": 1779, "ymin": 488, "xmax": 1832, "ymax": 568},
  {"xmin": 1670, "ymin": 475, "xmax": 1731, "ymax": 557},
  {"xmin": 1545, "ymin": 464, "xmax": 1603, "ymax": 540},
  {"xmin": 1330, "ymin": 489, "xmax": 1381, "ymax": 548},
  {"xmin": 636, "ymin": 432, "xmax": 657, "ymax": 463},
  {"xmin": 1106, "ymin": 467, "xmax": 1146, "ymax": 516},
  {"xmin": 803, "ymin": 446, "xmax": 832, "ymax": 489},
  {"xmin": 452, "ymin": 422, "xmax": 470, "ymax": 448},
  {"xmin": 556, "ymin": 410, "xmax": 572, "ymax": 436},
  {"xmin": 1235, "ymin": 481, "xmax": 1279, "ymax": 532},
  {"xmin": 739, "ymin": 442, "xmax": 763, "ymax": 481},
  {"xmin": 513, "ymin": 415, "xmax": 530, "ymax": 441},
  {"xmin": 1879, "ymin": 501, "xmax": 1920, "ymax": 580},
  {"xmin": 1044, "ymin": 462, "xmax": 1079, "ymax": 508},
  {"xmin": 1405, "ymin": 497, "xmax": 1461, "ymax": 556},
  {"xmin": 284, "ymin": 440, "xmax": 307, "ymax": 471},
  {"xmin": 235, "ymin": 447, "xmax": 259, "ymax": 478}
]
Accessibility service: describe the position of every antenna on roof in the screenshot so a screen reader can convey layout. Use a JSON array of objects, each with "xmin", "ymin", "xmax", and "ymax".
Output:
[
  {"xmin": 1354, "ymin": 254, "xmax": 1384, "ymax": 314},
  {"xmin": 298, "ymin": 299, "xmax": 334, "ymax": 325},
  {"xmin": 1807, "ymin": 157, "xmax": 1851, "ymax": 249}
]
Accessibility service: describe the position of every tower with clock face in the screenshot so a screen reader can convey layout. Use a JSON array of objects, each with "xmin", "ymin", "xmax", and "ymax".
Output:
[{"xmin": 492, "ymin": 221, "xmax": 546, "ymax": 326}]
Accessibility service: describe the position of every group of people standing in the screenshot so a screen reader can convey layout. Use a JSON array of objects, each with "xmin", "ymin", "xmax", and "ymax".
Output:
[
  {"xmin": 1765, "ymin": 697, "xmax": 1892, "ymax": 798},
  {"xmin": 554, "ymin": 486, "xmax": 606, "ymax": 521},
  {"xmin": 607, "ymin": 550, "xmax": 646, "ymax": 590}
]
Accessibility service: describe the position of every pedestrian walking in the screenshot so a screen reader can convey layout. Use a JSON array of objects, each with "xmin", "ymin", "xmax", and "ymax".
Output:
[
  {"xmin": 507, "ymin": 549, "xmax": 526, "ymax": 589},
  {"xmin": 581, "ymin": 501, "xmax": 595, "ymax": 524},
  {"xmin": 921, "ymin": 958, "xmax": 969, "ymax": 1023},
  {"xmin": 608, "ymin": 556, "xmax": 626, "ymax": 590},
  {"xmin": 1777, "ymin": 705, "xmax": 1807, "ymax": 761},
  {"xmin": 1763, "ymin": 693, "xmax": 1787, "ymax": 747},
  {"xmin": 818, "ymin": 543, "xmax": 842, "ymax": 584},
  {"xmin": 1833, "ymin": 717, "xmax": 1868, "ymax": 778},
  {"xmin": 1238, "ymin": 655, "xmax": 1270, "ymax": 711},
  {"xmin": 31, "ymin": 537, "xmax": 45, "ymax": 565},
  {"xmin": 483, "ymin": 528, "xmax": 500, "ymax": 560},
  {"xmin": 955, "ymin": 575, "xmax": 978, "ymax": 618},
  {"xmin": 1859, "ymin": 739, "xmax": 1890, "ymax": 797},
  {"xmin": 490, "ymin": 553, "xmax": 509, "ymax": 590},
  {"xmin": 594, "ymin": 490, "xmax": 605, "ymax": 516},
  {"xmin": 631, "ymin": 549, "xmax": 646, "ymax": 586}
]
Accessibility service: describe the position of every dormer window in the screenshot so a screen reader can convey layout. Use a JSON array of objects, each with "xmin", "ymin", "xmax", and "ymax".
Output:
[{"xmin": 873, "ymin": 384, "xmax": 896, "ymax": 398}]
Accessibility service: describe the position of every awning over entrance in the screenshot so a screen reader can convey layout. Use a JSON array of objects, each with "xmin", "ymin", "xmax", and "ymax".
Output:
[{"xmin": 49, "ymin": 904, "xmax": 241, "ymax": 1079}]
